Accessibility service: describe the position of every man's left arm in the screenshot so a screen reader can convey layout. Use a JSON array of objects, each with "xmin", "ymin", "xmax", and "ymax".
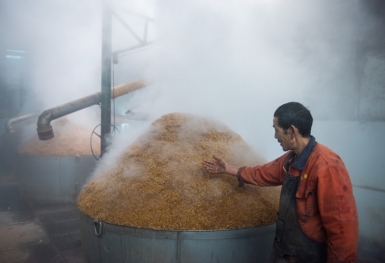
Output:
[{"xmin": 317, "ymin": 165, "xmax": 359, "ymax": 263}]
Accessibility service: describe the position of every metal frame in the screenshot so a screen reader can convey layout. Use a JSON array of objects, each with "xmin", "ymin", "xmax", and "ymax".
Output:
[{"xmin": 100, "ymin": 0, "xmax": 154, "ymax": 156}]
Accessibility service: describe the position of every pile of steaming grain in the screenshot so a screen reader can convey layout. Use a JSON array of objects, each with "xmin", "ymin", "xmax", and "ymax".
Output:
[
  {"xmin": 17, "ymin": 118, "xmax": 100, "ymax": 156},
  {"xmin": 77, "ymin": 112, "xmax": 280, "ymax": 230}
]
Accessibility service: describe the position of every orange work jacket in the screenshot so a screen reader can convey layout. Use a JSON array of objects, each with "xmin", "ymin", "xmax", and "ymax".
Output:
[{"xmin": 239, "ymin": 139, "xmax": 358, "ymax": 263}]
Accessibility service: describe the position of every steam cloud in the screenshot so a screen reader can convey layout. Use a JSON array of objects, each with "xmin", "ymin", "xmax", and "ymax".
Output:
[
  {"xmin": 3, "ymin": 0, "xmax": 384, "ymax": 259},
  {"xmin": 3, "ymin": 0, "xmax": 380, "ymax": 159}
]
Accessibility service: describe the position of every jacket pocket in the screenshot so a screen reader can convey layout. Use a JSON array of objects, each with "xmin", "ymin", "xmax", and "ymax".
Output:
[{"xmin": 295, "ymin": 187, "xmax": 318, "ymax": 223}]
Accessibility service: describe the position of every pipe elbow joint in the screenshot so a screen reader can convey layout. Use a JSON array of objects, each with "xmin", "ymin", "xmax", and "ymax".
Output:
[
  {"xmin": 5, "ymin": 120, "xmax": 14, "ymax": 134},
  {"xmin": 37, "ymin": 110, "xmax": 54, "ymax": 140}
]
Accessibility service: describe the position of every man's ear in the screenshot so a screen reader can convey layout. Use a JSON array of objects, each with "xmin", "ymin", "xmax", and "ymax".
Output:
[{"xmin": 290, "ymin": 125, "xmax": 297, "ymax": 138}]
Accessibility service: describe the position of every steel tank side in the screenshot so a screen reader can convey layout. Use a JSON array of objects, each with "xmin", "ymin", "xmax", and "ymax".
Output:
[
  {"xmin": 0, "ymin": 133, "xmax": 23, "ymax": 172},
  {"xmin": 17, "ymin": 153, "xmax": 97, "ymax": 203},
  {"xmin": 79, "ymin": 212, "xmax": 275, "ymax": 263}
]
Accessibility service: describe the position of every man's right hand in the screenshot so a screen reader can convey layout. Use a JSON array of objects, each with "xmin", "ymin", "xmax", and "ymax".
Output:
[{"xmin": 202, "ymin": 155, "xmax": 238, "ymax": 176}]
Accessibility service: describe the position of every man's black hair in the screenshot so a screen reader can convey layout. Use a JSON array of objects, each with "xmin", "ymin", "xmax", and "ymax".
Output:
[{"xmin": 274, "ymin": 102, "xmax": 313, "ymax": 137}]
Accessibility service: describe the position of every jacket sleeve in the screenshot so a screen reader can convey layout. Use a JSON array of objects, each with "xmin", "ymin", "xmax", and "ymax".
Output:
[
  {"xmin": 316, "ymin": 165, "xmax": 359, "ymax": 263},
  {"xmin": 239, "ymin": 153, "xmax": 288, "ymax": 186}
]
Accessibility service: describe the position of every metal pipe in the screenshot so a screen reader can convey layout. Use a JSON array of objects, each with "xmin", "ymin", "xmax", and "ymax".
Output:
[
  {"xmin": 101, "ymin": 0, "xmax": 112, "ymax": 157},
  {"xmin": 36, "ymin": 79, "xmax": 146, "ymax": 141},
  {"xmin": 111, "ymin": 79, "xmax": 146, "ymax": 99},
  {"xmin": 112, "ymin": 42, "xmax": 154, "ymax": 57},
  {"xmin": 5, "ymin": 111, "xmax": 40, "ymax": 133}
]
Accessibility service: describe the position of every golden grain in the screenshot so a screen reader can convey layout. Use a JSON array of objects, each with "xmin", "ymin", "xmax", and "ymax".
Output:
[
  {"xmin": 77, "ymin": 112, "xmax": 280, "ymax": 230},
  {"xmin": 17, "ymin": 118, "xmax": 100, "ymax": 156}
]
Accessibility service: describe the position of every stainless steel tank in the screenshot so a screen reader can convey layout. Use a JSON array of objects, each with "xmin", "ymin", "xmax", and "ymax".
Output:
[
  {"xmin": 17, "ymin": 153, "xmax": 97, "ymax": 203},
  {"xmin": 79, "ymin": 212, "xmax": 275, "ymax": 263},
  {"xmin": 0, "ymin": 133, "xmax": 21, "ymax": 172}
]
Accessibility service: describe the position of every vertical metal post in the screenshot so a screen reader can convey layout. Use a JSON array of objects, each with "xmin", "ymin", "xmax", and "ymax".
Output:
[{"xmin": 100, "ymin": 0, "xmax": 112, "ymax": 156}]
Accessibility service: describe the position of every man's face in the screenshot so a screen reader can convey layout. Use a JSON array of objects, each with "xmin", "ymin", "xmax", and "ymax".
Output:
[{"xmin": 273, "ymin": 117, "xmax": 294, "ymax": 152}]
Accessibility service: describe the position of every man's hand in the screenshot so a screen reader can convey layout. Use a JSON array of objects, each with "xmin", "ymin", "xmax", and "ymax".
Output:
[{"xmin": 202, "ymin": 155, "xmax": 238, "ymax": 176}]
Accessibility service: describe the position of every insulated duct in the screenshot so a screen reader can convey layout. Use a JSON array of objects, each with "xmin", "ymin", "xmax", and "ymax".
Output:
[{"xmin": 36, "ymin": 79, "xmax": 146, "ymax": 140}]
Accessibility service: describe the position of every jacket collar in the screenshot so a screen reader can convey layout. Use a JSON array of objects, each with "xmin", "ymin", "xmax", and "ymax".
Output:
[{"xmin": 290, "ymin": 136, "xmax": 316, "ymax": 171}]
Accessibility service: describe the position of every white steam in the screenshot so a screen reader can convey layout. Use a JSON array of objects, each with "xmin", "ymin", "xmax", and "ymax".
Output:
[
  {"xmin": 4, "ymin": 0, "xmax": 384, "ymax": 259},
  {"xmin": 120, "ymin": 0, "xmax": 370, "ymax": 160}
]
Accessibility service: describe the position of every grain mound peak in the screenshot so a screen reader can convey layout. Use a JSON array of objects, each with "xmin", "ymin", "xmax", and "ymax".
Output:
[
  {"xmin": 17, "ymin": 118, "xmax": 100, "ymax": 156},
  {"xmin": 77, "ymin": 112, "xmax": 280, "ymax": 230}
]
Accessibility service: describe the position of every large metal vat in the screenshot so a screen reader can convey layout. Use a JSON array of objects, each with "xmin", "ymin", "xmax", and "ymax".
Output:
[
  {"xmin": 79, "ymin": 212, "xmax": 275, "ymax": 263},
  {"xmin": 0, "ymin": 132, "xmax": 22, "ymax": 172},
  {"xmin": 17, "ymin": 153, "xmax": 97, "ymax": 203}
]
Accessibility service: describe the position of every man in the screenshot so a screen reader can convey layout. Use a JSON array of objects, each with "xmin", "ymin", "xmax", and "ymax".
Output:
[{"xmin": 202, "ymin": 102, "xmax": 358, "ymax": 263}]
